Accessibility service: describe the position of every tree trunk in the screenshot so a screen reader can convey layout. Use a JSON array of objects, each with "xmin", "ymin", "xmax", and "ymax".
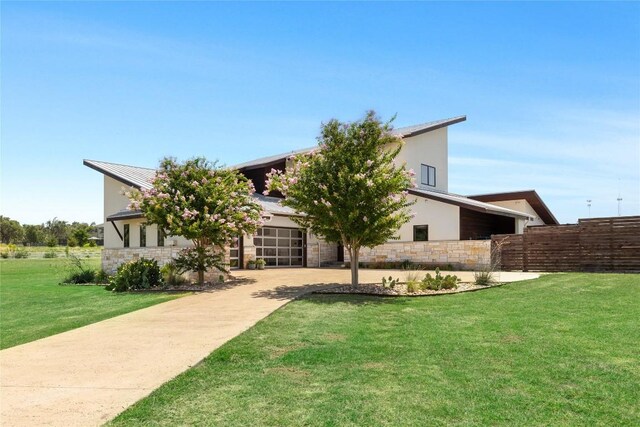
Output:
[
  {"xmin": 349, "ymin": 247, "xmax": 359, "ymax": 286},
  {"xmin": 198, "ymin": 269, "xmax": 205, "ymax": 286}
]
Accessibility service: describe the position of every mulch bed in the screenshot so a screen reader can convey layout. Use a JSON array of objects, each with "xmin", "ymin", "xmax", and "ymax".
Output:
[{"xmin": 313, "ymin": 282, "xmax": 501, "ymax": 297}]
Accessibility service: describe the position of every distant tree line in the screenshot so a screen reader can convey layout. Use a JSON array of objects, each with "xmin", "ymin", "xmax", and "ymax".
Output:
[{"xmin": 0, "ymin": 216, "xmax": 102, "ymax": 247}]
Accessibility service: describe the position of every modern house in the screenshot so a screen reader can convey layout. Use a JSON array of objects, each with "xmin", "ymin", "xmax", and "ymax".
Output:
[{"xmin": 85, "ymin": 115, "xmax": 558, "ymax": 276}]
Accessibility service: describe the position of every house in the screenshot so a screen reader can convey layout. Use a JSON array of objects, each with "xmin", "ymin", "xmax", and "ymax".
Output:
[{"xmin": 84, "ymin": 115, "xmax": 557, "ymax": 276}]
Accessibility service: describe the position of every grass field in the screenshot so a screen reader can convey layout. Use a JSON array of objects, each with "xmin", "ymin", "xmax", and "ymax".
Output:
[
  {"xmin": 0, "ymin": 258, "xmax": 183, "ymax": 349},
  {"xmin": 111, "ymin": 273, "xmax": 640, "ymax": 426}
]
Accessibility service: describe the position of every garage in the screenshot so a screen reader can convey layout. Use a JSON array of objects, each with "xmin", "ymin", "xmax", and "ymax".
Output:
[{"xmin": 254, "ymin": 226, "xmax": 305, "ymax": 267}]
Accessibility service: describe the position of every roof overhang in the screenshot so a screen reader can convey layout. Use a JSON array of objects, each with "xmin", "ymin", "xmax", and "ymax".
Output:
[
  {"xmin": 106, "ymin": 210, "xmax": 145, "ymax": 221},
  {"xmin": 84, "ymin": 159, "xmax": 155, "ymax": 190},
  {"xmin": 468, "ymin": 190, "xmax": 558, "ymax": 225},
  {"xmin": 409, "ymin": 188, "xmax": 534, "ymax": 220},
  {"xmin": 232, "ymin": 115, "xmax": 466, "ymax": 171}
]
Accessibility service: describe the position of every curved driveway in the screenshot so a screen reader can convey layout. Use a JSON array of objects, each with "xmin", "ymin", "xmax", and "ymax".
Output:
[{"xmin": 0, "ymin": 268, "xmax": 538, "ymax": 426}]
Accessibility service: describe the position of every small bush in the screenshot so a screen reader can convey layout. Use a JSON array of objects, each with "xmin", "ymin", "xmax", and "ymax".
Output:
[
  {"xmin": 13, "ymin": 248, "xmax": 29, "ymax": 259},
  {"xmin": 404, "ymin": 270, "xmax": 422, "ymax": 283},
  {"xmin": 0, "ymin": 251, "xmax": 9, "ymax": 259},
  {"xmin": 400, "ymin": 259, "xmax": 413, "ymax": 270},
  {"xmin": 106, "ymin": 258, "xmax": 162, "ymax": 292},
  {"xmin": 43, "ymin": 250, "xmax": 57, "ymax": 259},
  {"xmin": 64, "ymin": 269, "xmax": 96, "ymax": 284},
  {"xmin": 421, "ymin": 268, "xmax": 460, "ymax": 291},
  {"xmin": 94, "ymin": 269, "xmax": 110, "ymax": 284},
  {"xmin": 474, "ymin": 270, "xmax": 495, "ymax": 287},
  {"xmin": 161, "ymin": 261, "xmax": 188, "ymax": 287},
  {"xmin": 406, "ymin": 279, "xmax": 420, "ymax": 293}
]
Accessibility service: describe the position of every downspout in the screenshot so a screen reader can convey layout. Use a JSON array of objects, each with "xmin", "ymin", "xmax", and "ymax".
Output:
[{"xmin": 318, "ymin": 240, "xmax": 321, "ymax": 268}]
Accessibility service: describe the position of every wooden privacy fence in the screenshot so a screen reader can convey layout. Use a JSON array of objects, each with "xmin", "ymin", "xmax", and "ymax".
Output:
[{"xmin": 492, "ymin": 216, "xmax": 640, "ymax": 272}]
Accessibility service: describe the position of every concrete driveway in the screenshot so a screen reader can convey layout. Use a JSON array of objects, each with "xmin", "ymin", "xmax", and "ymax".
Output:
[{"xmin": 0, "ymin": 268, "xmax": 538, "ymax": 426}]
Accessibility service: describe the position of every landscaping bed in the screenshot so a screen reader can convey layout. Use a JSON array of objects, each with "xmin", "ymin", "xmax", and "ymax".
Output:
[{"xmin": 314, "ymin": 281, "xmax": 497, "ymax": 296}]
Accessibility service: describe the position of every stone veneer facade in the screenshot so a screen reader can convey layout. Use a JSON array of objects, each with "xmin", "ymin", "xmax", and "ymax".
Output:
[
  {"xmin": 357, "ymin": 240, "xmax": 491, "ymax": 270},
  {"xmin": 307, "ymin": 239, "xmax": 339, "ymax": 267},
  {"xmin": 102, "ymin": 247, "xmax": 230, "ymax": 283}
]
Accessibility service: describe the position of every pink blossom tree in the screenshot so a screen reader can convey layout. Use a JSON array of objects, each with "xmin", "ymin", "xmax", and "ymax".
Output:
[
  {"xmin": 127, "ymin": 157, "xmax": 263, "ymax": 285},
  {"xmin": 266, "ymin": 111, "xmax": 415, "ymax": 286}
]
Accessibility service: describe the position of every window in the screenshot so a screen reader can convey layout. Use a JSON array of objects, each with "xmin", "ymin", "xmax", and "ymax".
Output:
[
  {"xmin": 421, "ymin": 164, "xmax": 436, "ymax": 187},
  {"xmin": 140, "ymin": 224, "xmax": 146, "ymax": 248},
  {"xmin": 123, "ymin": 224, "xmax": 130, "ymax": 248},
  {"xmin": 157, "ymin": 227, "xmax": 164, "ymax": 247},
  {"xmin": 413, "ymin": 225, "xmax": 429, "ymax": 241}
]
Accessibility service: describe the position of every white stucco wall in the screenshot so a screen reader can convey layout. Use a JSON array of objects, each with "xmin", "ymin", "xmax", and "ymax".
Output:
[
  {"xmin": 396, "ymin": 194, "xmax": 460, "ymax": 241},
  {"xmin": 394, "ymin": 127, "xmax": 448, "ymax": 193},
  {"xmin": 104, "ymin": 176, "xmax": 133, "ymax": 249},
  {"xmin": 484, "ymin": 199, "xmax": 545, "ymax": 226},
  {"xmin": 103, "ymin": 176, "xmax": 191, "ymax": 249}
]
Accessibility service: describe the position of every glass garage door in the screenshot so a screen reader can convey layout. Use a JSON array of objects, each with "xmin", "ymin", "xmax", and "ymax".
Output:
[{"xmin": 255, "ymin": 227, "xmax": 304, "ymax": 267}]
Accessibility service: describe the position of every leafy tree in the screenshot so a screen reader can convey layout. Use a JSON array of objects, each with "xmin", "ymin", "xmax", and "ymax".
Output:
[
  {"xmin": 44, "ymin": 217, "xmax": 68, "ymax": 245},
  {"xmin": 70, "ymin": 224, "xmax": 91, "ymax": 246},
  {"xmin": 23, "ymin": 224, "xmax": 45, "ymax": 246},
  {"xmin": 0, "ymin": 216, "xmax": 24, "ymax": 244},
  {"xmin": 266, "ymin": 111, "xmax": 415, "ymax": 286},
  {"xmin": 128, "ymin": 157, "xmax": 264, "ymax": 285}
]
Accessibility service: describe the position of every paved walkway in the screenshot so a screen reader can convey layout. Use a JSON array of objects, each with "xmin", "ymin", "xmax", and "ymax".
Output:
[{"xmin": 0, "ymin": 268, "xmax": 539, "ymax": 426}]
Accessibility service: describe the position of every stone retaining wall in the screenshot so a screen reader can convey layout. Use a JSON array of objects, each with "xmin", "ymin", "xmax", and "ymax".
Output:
[{"xmin": 358, "ymin": 240, "xmax": 491, "ymax": 270}]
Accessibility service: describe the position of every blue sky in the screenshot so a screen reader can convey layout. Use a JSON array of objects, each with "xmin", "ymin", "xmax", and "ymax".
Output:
[{"xmin": 2, "ymin": 1, "xmax": 639, "ymax": 225}]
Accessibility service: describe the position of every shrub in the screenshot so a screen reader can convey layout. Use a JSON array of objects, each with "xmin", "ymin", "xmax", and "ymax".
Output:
[
  {"xmin": 161, "ymin": 261, "xmax": 188, "ymax": 287},
  {"xmin": 0, "ymin": 251, "xmax": 9, "ymax": 259},
  {"xmin": 94, "ymin": 269, "xmax": 110, "ymax": 284},
  {"xmin": 14, "ymin": 248, "xmax": 29, "ymax": 259},
  {"xmin": 106, "ymin": 258, "xmax": 162, "ymax": 292},
  {"xmin": 400, "ymin": 259, "xmax": 413, "ymax": 270},
  {"xmin": 64, "ymin": 269, "xmax": 96, "ymax": 284},
  {"xmin": 421, "ymin": 268, "xmax": 460, "ymax": 291},
  {"xmin": 406, "ymin": 279, "xmax": 420, "ymax": 293},
  {"xmin": 46, "ymin": 237, "xmax": 57, "ymax": 247},
  {"xmin": 474, "ymin": 270, "xmax": 495, "ymax": 287},
  {"xmin": 43, "ymin": 250, "xmax": 57, "ymax": 258}
]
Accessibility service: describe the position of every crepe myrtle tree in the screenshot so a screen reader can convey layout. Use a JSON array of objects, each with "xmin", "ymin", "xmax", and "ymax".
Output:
[
  {"xmin": 127, "ymin": 157, "xmax": 264, "ymax": 285},
  {"xmin": 266, "ymin": 111, "xmax": 416, "ymax": 286}
]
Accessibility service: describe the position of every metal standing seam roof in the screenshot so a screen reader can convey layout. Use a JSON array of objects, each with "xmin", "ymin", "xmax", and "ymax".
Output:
[
  {"xmin": 232, "ymin": 115, "xmax": 467, "ymax": 170},
  {"xmin": 85, "ymin": 159, "xmax": 298, "ymax": 219},
  {"xmin": 86, "ymin": 158, "xmax": 532, "ymax": 221},
  {"xmin": 84, "ymin": 159, "xmax": 156, "ymax": 189},
  {"xmin": 409, "ymin": 188, "xmax": 534, "ymax": 220}
]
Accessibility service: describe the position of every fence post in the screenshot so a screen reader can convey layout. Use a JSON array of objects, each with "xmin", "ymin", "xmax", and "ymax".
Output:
[{"xmin": 522, "ymin": 231, "xmax": 528, "ymax": 272}]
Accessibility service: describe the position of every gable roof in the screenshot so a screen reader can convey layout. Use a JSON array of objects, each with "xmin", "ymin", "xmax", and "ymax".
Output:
[
  {"xmin": 467, "ymin": 190, "xmax": 558, "ymax": 225},
  {"xmin": 233, "ymin": 115, "xmax": 466, "ymax": 171},
  {"xmin": 409, "ymin": 188, "xmax": 534, "ymax": 220}
]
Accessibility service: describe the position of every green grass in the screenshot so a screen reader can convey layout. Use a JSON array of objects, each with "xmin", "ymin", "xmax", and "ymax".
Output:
[
  {"xmin": 0, "ymin": 258, "xmax": 183, "ymax": 349},
  {"xmin": 111, "ymin": 273, "xmax": 640, "ymax": 426}
]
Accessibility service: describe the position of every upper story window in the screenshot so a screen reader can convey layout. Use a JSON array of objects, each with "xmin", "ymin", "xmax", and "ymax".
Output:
[
  {"xmin": 140, "ymin": 224, "xmax": 146, "ymax": 248},
  {"xmin": 123, "ymin": 224, "xmax": 130, "ymax": 248},
  {"xmin": 421, "ymin": 164, "xmax": 436, "ymax": 187},
  {"xmin": 413, "ymin": 225, "xmax": 429, "ymax": 241}
]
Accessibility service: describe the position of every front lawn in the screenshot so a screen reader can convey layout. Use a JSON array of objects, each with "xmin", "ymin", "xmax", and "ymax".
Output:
[
  {"xmin": 111, "ymin": 273, "xmax": 639, "ymax": 426},
  {"xmin": 0, "ymin": 258, "xmax": 183, "ymax": 349}
]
